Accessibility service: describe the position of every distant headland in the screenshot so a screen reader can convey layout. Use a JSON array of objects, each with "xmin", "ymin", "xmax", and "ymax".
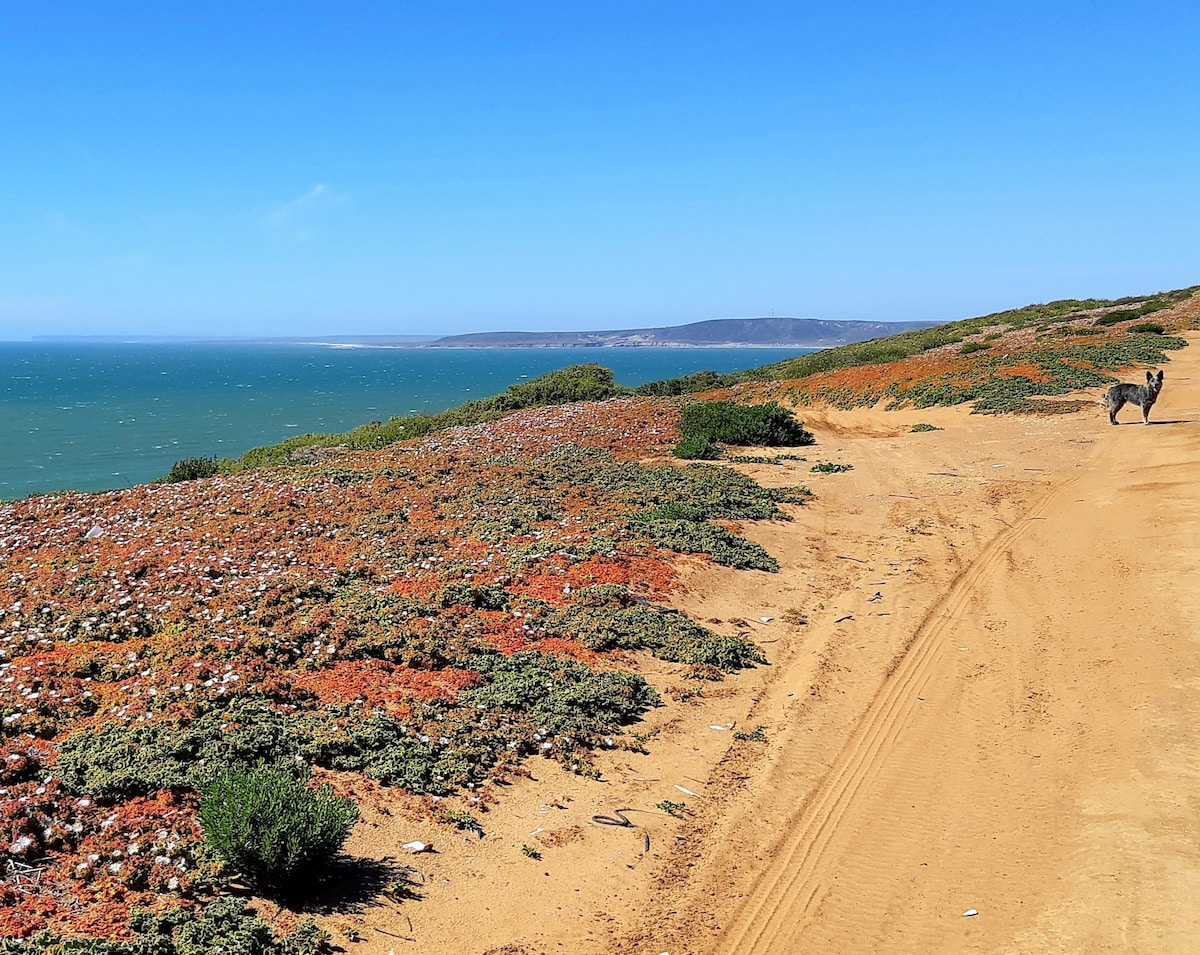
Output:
[{"xmin": 422, "ymin": 317, "xmax": 939, "ymax": 348}]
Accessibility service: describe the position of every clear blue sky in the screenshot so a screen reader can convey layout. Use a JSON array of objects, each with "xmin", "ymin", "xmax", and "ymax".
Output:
[{"xmin": 1, "ymin": 1, "xmax": 1197, "ymax": 339}]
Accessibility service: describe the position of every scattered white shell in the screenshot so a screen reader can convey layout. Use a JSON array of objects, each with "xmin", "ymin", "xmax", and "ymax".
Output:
[
  {"xmin": 402, "ymin": 841, "xmax": 433, "ymax": 854},
  {"xmin": 962, "ymin": 908, "xmax": 979, "ymax": 917},
  {"xmin": 85, "ymin": 525, "xmax": 105, "ymax": 539},
  {"xmin": 709, "ymin": 725, "xmax": 727, "ymax": 731},
  {"xmin": 674, "ymin": 785, "xmax": 700, "ymax": 797},
  {"xmin": 759, "ymin": 616, "xmax": 773, "ymax": 623}
]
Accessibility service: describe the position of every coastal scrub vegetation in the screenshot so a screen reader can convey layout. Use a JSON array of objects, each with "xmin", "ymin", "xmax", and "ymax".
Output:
[
  {"xmin": 632, "ymin": 285, "xmax": 1199, "ymax": 399},
  {"xmin": 0, "ymin": 397, "xmax": 791, "ymax": 939},
  {"xmin": 165, "ymin": 456, "xmax": 223, "ymax": 484},
  {"xmin": 3, "ymin": 284, "xmax": 1198, "ymax": 943},
  {"xmin": 697, "ymin": 292, "xmax": 1198, "ymax": 415}
]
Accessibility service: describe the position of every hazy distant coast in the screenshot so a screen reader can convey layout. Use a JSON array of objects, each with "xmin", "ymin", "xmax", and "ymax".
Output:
[
  {"xmin": 26, "ymin": 318, "xmax": 939, "ymax": 350},
  {"xmin": 422, "ymin": 317, "xmax": 939, "ymax": 349}
]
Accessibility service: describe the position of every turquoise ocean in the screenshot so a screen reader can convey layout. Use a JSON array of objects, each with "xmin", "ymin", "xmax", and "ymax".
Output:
[{"xmin": 0, "ymin": 343, "xmax": 809, "ymax": 500}]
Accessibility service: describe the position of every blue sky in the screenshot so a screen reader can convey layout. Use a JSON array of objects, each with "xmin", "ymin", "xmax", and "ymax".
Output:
[{"xmin": 1, "ymin": 1, "xmax": 1197, "ymax": 339}]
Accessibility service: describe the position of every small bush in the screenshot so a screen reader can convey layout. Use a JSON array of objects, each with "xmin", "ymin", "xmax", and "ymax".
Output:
[
  {"xmin": 1094, "ymin": 310, "xmax": 1138, "ymax": 326},
  {"xmin": 635, "ymin": 369, "xmax": 729, "ymax": 396},
  {"xmin": 678, "ymin": 401, "xmax": 814, "ymax": 447},
  {"xmin": 810, "ymin": 462, "xmax": 853, "ymax": 474},
  {"xmin": 199, "ymin": 763, "xmax": 359, "ymax": 900},
  {"xmin": 1129, "ymin": 322, "xmax": 1165, "ymax": 335},
  {"xmin": 960, "ymin": 341, "xmax": 989, "ymax": 354},
  {"xmin": 672, "ymin": 435, "xmax": 723, "ymax": 459},
  {"xmin": 910, "ymin": 423, "xmax": 942, "ymax": 432},
  {"xmin": 165, "ymin": 456, "xmax": 222, "ymax": 483}
]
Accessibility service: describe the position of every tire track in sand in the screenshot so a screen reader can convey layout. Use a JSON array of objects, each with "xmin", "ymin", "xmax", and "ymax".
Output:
[{"xmin": 711, "ymin": 472, "xmax": 1082, "ymax": 955}]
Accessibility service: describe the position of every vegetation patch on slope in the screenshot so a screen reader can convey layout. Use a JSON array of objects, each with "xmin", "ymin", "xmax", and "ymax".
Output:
[
  {"xmin": 0, "ymin": 398, "xmax": 793, "ymax": 939},
  {"xmin": 634, "ymin": 286, "xmax": 1198, "ymax": 405}
]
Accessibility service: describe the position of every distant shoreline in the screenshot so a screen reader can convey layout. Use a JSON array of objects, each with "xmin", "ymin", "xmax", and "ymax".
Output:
[
  {"xmin": 313, "ymin": 341, "xmax": 825, "ymax": 350},
  {"xmin": 21, "ymin": 316, "xmax": 936, "ymax": 349},
  {"xmin": 13, "ymin": 338, "xmax": 823, "ymax": 350}
]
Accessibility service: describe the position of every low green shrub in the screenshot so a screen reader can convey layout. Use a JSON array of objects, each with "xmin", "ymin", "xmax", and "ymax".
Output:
[
  {"xmin": 910, "ymin": 423, "xmax": 942, "ymax": 432},
  {"xmin": 165, "ymin": 456, "xmax": 222, "ymax": 483},
  {"xmin": 673, "ymin": 435, "xmax": 723, "ymax": 459},
  {"xmin": 461, "ymin": 651, "xmax": 660, "ymax": 737},
  {"xmin": 543, "ymin": 585, "xmax": 762, "ymax": 669},
  {"xmin": 56, "ymin": 699, "xmax": 306, "ymax": 798},
  {"xmin": 1094, "ymin": 309, "xmax": 1140, "ymax": 326},
  {"xmin": 655, "ymin": 632, "xmax": 765, "ymax": 669},
  {"xmin": 590, "ymin": 458, "xmax": 808, "ymax": 521},
  {"xmin": 0, "ymin": 898, "xmax": 327, "ymax": 955},
  {"xmin": 637, "ymin": 518, "xmax": 779, "ymax": 571},
  {"xmin": 1129, "ymin": 322, "xmax": 1165, "ymax": 335},
  {"xmin": 678, "ymin": 400, "xmax": 814, "ymax": 446},
  {"xmin": 960, "ymin": 341, "xmax": 989, "ymax": 354},
  {"xmin": 199, "ymin": 763, "xmax": 359, "ymax": 900},
  {"xmin": 634, "ymin": 369, "xmax": 729, "ymax": 396},
  {"xmin": 811, "ymin": 462, "xmax": 853, "ymax": 473}
]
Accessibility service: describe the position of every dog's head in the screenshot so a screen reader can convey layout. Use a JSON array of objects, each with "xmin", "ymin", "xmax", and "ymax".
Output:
[{"xmin": 1146, "ymin": 369, "xmax": 1165, "ymax": 396}]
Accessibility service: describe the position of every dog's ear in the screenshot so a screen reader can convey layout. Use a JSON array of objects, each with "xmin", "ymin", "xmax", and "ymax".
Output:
[
  {"xmin": 1146, "ymin": 371, "xmax": 1154, "ymax": 383},
  {"xmin": 1156, "ymin": 370, "xmax": 1165, "ymax": 383}
]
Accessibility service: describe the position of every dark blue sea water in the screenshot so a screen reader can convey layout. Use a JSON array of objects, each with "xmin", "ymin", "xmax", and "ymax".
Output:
[{"xmin": 0, "ymin": 343, "xmax": 809, "ymax": 499}]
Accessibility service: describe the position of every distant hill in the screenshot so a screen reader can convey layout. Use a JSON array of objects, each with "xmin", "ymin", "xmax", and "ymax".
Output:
[{"xmin": 429, "ymin": 317, "xmax": 940, "ymax": 348}]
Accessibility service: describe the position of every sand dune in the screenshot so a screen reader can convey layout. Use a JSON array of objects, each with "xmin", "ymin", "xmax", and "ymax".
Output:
[{"xmin": 346, "ymin": 335, "xmax": 1199, "ymax": 954}]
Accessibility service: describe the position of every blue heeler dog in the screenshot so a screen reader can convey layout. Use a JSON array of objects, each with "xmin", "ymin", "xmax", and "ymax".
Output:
[{"xmin": 1102, "ymin": 369, "xmax": 1164, "ymax": 425}]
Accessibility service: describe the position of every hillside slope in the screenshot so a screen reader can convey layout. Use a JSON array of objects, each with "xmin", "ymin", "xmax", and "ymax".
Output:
[{"xmin": 2, "ymin": 285, "xmax": 1198, "ymax": 952}]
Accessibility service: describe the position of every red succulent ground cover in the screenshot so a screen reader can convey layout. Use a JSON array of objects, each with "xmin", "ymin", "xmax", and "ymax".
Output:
[{"xmin": 0, "ymin": 397, "xmax": 686, "ymax": 938}]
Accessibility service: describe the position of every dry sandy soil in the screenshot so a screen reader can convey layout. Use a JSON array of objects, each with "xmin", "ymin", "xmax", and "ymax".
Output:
[{"xmin": 333, "ymin": 337, "xmax": 1200, "ymax": 955}]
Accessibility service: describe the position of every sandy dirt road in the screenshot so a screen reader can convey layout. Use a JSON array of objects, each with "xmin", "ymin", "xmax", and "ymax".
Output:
[
  {"xmin": 610, "ymin": 346, "xmax": 1200, "ymax": 955},
  {"xmin": 342, "ymin": 341, "xmax": 1198, "ymax": 955}
]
